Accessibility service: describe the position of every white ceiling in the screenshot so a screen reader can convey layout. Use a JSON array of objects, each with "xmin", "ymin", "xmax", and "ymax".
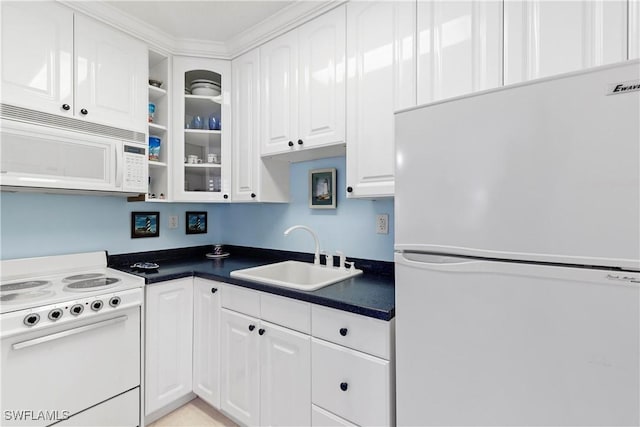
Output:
[{"xmin": 105, "ymin": 1, "xmax": 298, "ymax": 43}]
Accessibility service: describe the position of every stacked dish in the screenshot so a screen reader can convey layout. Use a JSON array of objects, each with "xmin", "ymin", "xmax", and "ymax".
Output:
[{"xmin": 191, "ymin": 79, "xmax": 221, "ymax": 96}]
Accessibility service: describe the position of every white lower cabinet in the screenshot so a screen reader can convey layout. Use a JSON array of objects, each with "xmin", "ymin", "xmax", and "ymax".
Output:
[
  {"xmin": 312, "ymin": 404, "xmax": 356, "ymax": 427},
  {"xmin": 260, "ymin": 320, "xmax": 311, "ymax": 426},
  {"xmin": 312, "ymin": 339, "xmax": 392, "ymax": 427},
  {"xmin": 146, "ymin": 278, "xmax": 394, "ymax": 427},
  {"xmin": 310, "ymin": 306, "xmax": 395, "ymax": 426},
  {"xmin": 193, "ymin": 279, "xmax": 223, "ymax": 409},
  {"xmin": 220, "ymin": 308, "xmax": 261, "ymax": 426},
  {"xmin": 220, "ymin": 288, "xmax": 311, "ymax": 426},
  {"xmin": 145, "ymin": 278, "xmax": 194, "ymax": 416}
]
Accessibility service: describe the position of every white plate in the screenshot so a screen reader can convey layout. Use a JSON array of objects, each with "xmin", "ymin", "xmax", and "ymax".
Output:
[
  {"xmin": 192, "ymin": 87, "xmax": 221, "ymax": 96},
  {"xmin": 192, "ymin": 79, "xmax": 219, "ymax": 85}
]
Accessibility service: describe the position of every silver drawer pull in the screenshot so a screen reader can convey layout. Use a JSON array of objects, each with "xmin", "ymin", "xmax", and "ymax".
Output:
[{"xmin": 12, "ymin": 315, "xmax": 128, "ymax": 350}]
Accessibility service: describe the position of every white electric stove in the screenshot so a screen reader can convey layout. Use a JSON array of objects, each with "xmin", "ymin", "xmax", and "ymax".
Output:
[{"xmin": 1, "ymin": 251, "xmax": 144, "ymax": 427}]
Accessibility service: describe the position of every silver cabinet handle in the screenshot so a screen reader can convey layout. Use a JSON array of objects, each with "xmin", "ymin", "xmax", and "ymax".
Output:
[{"xmin": 12, "ymin": 315, "xmax": 128, "ymax": 350}]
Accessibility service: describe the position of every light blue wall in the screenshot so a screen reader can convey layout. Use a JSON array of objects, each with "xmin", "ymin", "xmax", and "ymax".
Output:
[
  {"xmin": 1, "ymin": 156, "xmax": 394, "ymax": 261},
  {"xmin": 0, "ymin": 193, "xmax": 220, "ymax": 260},
  {"xmin": 218, "ymin": 157, "xmax": 394, "ymax": 261}
]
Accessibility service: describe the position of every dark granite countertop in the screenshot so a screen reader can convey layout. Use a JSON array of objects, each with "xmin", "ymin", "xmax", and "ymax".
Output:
[{"xmin": 109, "ymin": 245, "xmax": 395, "ymax": 321}]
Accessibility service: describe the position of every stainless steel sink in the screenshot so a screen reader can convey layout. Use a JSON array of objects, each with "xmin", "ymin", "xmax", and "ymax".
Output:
[{"xmin": 230, "ymin": 260, "xmax": 362, "ymax": 291}]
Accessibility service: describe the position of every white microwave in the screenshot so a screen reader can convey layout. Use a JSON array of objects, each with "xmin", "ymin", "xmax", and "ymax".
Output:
[{"xmin": 0, "ymin": 119, "xmax": 148, "ymax": 195}]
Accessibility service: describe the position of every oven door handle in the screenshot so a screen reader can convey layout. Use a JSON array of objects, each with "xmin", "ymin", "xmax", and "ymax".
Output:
[{"xmin": 12, "ymin": 315, "xmax": 128, "ymax": 350}]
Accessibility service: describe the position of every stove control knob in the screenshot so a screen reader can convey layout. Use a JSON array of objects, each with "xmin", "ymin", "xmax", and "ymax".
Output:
[
  {"xmin": 109, "ymin": 296, "xmax": 121, "ymax": 307},
  {"xmin": 91, "ymin": 300, "xmax": 103, "ymax": 311},
  {"xmin": 70, "ymin": 304, "xmax": 84, "ymax": 316},
  {"xmin": 48, "ymin": 308, "xmax": 63, "ymax": 321},
  {"xmin": 23, "ymin": 313, "xmax": 40, "ymax": 327}
]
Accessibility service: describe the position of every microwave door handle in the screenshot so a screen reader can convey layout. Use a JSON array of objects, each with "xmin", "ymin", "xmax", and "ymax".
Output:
[
  {"xmin": 115, "ymin": 144, "xmax": 123, "ymax": 188},
  {"xmin": 12, "ymin": 315, "xmax": 128, "ymax": 350}
]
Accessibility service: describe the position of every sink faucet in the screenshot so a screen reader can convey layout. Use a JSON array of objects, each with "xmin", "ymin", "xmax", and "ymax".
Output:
[{"xmin": 284, "ymin": 225, "xmax": 320, "ymax": 265}]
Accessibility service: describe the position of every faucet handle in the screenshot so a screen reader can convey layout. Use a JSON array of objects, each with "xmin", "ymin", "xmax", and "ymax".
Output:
[
  {"xmin": 336, "ymin": 251, "xmax": 346, "ymax": 269},
  {"xmin": 321, "ymin": 251, "xmax": 333, "ymax": 267}
]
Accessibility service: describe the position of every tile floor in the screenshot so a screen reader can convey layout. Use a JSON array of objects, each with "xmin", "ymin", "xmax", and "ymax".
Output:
[{"xmin": 148, "ymin": 398, "xmax": 237, "ymax": 427}]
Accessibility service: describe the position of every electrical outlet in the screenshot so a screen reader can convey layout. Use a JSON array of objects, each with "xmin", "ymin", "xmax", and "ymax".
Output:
[
  {"xmin": 168, "ymin": 215, "xmax": 179, "ymax": 229},
  {"xmin": 376, "ymin": 214, "xmax": 389, "ymax": 234}
]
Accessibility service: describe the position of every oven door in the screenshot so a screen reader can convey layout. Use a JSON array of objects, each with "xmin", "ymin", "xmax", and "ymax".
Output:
[{"xmin": 1, "ymin": 306, "xmax": 140, "ymax": 427}]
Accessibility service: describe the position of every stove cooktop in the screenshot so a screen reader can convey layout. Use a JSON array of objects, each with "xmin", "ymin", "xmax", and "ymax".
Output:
[{"xmin": 0, "ymin": 252, "xmax": 144, "ymax": 315}]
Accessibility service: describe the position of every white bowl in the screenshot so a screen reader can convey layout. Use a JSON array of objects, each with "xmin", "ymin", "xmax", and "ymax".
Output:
[
  {"xmin": 192, "ymin": 78, "xmax": 214, "ymax": 83},
  {"xmin": 191, "ymin": 86, "xmax": 221, "ymax": 96},
  {"xmin": 191, "ymin": 79, "xmax": 219, "ymax": 86}
]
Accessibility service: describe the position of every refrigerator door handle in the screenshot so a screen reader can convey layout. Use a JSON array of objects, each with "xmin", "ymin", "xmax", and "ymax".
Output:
[{"xmin": 396, "ymin": 252, "xmax": 482, "ymax": 271}]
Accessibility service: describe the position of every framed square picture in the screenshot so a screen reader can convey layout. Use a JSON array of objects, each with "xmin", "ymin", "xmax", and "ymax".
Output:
[
  {"xmin": 131, "ymin": 212, "xmax": 159, "ymax": 238},
  {"xmin": 186, "ymin": 211, "xmax": 207, "ymax": 234},
  {"xmin": 309, "ymin": 168, "xmax": 336, "ymax": 209}
]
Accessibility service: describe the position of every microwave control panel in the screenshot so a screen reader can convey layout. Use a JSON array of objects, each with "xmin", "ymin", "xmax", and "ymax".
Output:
[{"xmin": 123, "ymin": 144, "xmax": 147, "ymax": 192}]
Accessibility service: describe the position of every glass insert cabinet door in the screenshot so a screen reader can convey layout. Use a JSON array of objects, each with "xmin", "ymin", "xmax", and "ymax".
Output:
[{"xmin": 173, "ymin": 57, "xmax": 231, "ymax": 201}]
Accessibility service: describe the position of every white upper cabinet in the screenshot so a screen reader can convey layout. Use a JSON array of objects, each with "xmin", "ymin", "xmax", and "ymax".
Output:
[
  {"xmin": 504, "ymin": 0, "xmax": 628, "ymax": 85},
  {"xmin": 417, "ymin": 1, "xmax": 503, "ymax": 104},
  {"xmin": 232, "ymin": 49, "xmax": 261, "ymax": 202},
  {"xmin": 297, "ymin": 5, "xmax": 346, "ymax": 150},
  {"xmin": 74, "ymin": 14, "xmax": 147, "ymax": 133},
  {"xmin": 0, "ymin": 1, "xmax": 146, "ymax": 133},
  {"xmin": 172, "ymin": 56, "xmax": 232, "ymax": 202},
  {"xmin": 0, "ymin": 1, "xmax": 73, "ymax": 117},
  {"xmin": 345, "ymin": 0, "xmax": 416, "ymax": 199},
  {"xmin": 261, "ymin": 5, "xmax": 346, "ymax": 157},
  {"xmin": 260, "ymin": 30, "xmax": 299, "ymax": 155},
  {"xmin": 232, "ymin": 49, "xmax": 289, "ymax": 203}
]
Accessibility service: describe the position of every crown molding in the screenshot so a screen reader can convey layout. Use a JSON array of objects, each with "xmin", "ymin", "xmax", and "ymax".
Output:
[
  {"xmin": 59, "ymin": 1, "xmax": 174, "ymax": 55},
  {"xmin": 58, "ymin": 0, "xmax": 343, "ymax": 60},
  {"xmin": 226, "ymin": 1, "xmax": 345, "ymax": 59}
]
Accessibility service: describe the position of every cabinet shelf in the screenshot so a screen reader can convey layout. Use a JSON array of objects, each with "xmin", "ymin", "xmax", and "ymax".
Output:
[
  {"xmin": 184, "ymin": 163, "xmax": 222, "ymax": 169},
  {"xmin": 149, "ymin": 160, "xmax": 168, "ymax": 168},
  {"xmin": 185, "ymin": 94, "xmax": 222, "ymax": 104},
  {"xmin": 148, "ymin": 122, "xmax": 167, "ymax": 132},
  {"xmin": 149, "ymin": 85, "xmax": 167, "ymax": 101},
  {"xmin": 185, "ymin": 129, "xmax": 221, "ymax": 135}
]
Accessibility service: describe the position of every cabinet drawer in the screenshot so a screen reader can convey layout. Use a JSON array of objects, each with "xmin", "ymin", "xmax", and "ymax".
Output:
[
  {"xmin": 260, "ymin": 293, "xmax": 310, "ymax": 334},
  {"xmin": 312, "ymin": 305, "xmax": 392, "ymax": 359},
  {"xmin": 312, "ymin": 404, "xmax": 356, "ymax": 427},
  {"xmin": 221, "ymin": 285, "xmax": 260, "ymax": 317},
  {"xmin": 312, "ymin": 338, "xmax": 393, "ymax": 427}
]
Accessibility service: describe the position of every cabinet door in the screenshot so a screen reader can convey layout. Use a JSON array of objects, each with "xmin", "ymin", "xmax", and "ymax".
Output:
[
  {"xmin": 417, "ymin": 1, "xmax": 502, "ymax": 104},
  {"xmin": 220, "ymin": 308, "xmax": 260, "ymax": 426},
  {"xmin": 193, "ymin": 279, "xmax": 222, "ymax": 409},
  {"xmin": 260, "ymin": 30, "xmax": 299, "ymax": 155},
  {"xmin": 172, "ymin": 56, "xmax": 232, "ymax": 202},
  {"xmin": 145, "ymin": 279, "xmax": 193, "ymax": 415},
  {"xmin": 504, "ymin": 0, "xmax": 628, "ymax": 85},
  {"xmin": 298, "ymin": 5, "xmax": 346, "ymax": 149},
  {"xmin": 74, "ymin": 14, "xmax": 147, "ymax": 132},
  {"xmin": 259, "ymin": 321, "xmax": 311, "ymax": 427},
  {"xmin": 232, "ymin": 49, "xmax": 260, "ymax": 202},
  {"xmin": 0, "ymin": 1, "xmax": 73, "ymax": 116},
  {"xmin": 345, "ymin": 1, "xmax": 416, "ymax": 198}
]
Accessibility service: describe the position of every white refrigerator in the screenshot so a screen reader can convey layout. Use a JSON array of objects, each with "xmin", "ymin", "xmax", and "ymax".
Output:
[{"xmin": 394, "ymin": 61, "xmax": 640, "ymax": 426}]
